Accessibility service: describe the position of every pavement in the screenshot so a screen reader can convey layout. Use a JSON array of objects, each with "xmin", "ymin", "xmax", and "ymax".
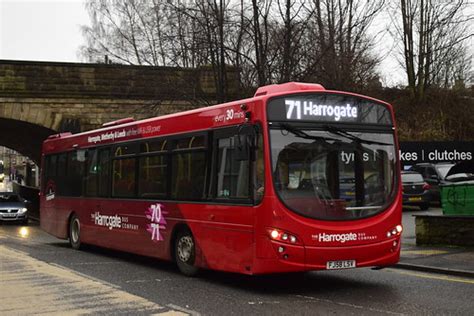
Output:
[
  {"xmin": 395, "ymin": 207, "xmax": 474, "ymax": 278},
  {"xmin": 396, "ymin": 243, "xmax": 474, "ymax": 278}
]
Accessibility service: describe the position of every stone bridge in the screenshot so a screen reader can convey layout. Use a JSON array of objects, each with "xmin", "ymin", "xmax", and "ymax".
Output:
[{"xmin": 0, "ymin": 60, "xmax": 237, "ymax": 164}]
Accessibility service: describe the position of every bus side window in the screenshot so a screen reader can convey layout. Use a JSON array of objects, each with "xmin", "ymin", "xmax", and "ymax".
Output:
[
  {"xmin": 254, "ymin": 134, "xmax": 265, "ymax": 202},
  {"xmin": 56, "ymin": 153, "xmax": 68, "ymax": 196},
  {"xmin": 112, "ymin": 158, "xmax": 136, "ymax": 197},
  {"xmin": 171, "ymin": 135, "xmax": 207, "ymax": 201},
  {"xmin": 138, "ymin": 139, "xmax": 168, "ymax": 198},
  {"xmin": 112, "ymin": 144, "xmax": 138, "ymax": 198},
  {"xmin": 98, "ymin": 148, "xmax": 110, "ymax": 197},
  {"xmin": 215, "ymin": 136, "xmax": 250, "ymax": 199},
  {"xmin": 47, "ymin": 155, "xmax": 58, "ymax": 177},
  {"xmin": 138, "ymin": 154, "xmax": 168, "ymax": 198},
  {"xmin": 66, "ymin": 150, "xmax": 85, "ymax": 197},
  {"xmin": 213, "ymin": 126, "xmax": 264, "ymax": 202},
  {"xmin": 85, "ymin": 149, "xmax": 98, "ymax": 196},
  {"xmin": 43, "ymin": 155, "xmax": 57, "ymax": 194}
]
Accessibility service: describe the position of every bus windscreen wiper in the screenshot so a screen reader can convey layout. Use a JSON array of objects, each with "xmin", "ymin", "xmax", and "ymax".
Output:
[
  {"xmin": 280, "ymin": 124, "xmax": 338, "ymax": 142},
  {"xmin": 323, "ymin": 124, "xmax": 391, "ymax": 146}
]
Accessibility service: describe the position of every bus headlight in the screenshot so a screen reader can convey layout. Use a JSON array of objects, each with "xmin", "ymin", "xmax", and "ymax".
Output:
[
  {"xmin": 267, "ymin": 228, "xmax": 301, "ymax": 245},
  {"xmin": 387, "ymin": 225, "xmax": 402, "ymax": 238}
]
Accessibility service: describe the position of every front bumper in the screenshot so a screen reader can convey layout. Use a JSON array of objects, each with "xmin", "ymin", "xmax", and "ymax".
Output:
[
  {"xmin": 0, "ymin": 213, "xmax": 28, "ymax": 222},
  {"xmin": 252, "ymin": 237, "xmax": 401, "ymax": 274}
]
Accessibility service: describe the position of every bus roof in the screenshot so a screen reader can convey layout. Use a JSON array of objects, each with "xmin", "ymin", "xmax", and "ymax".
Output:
[
  {"xmin": 42, "ymin": 82, "xmax": 392, "ymax": 154},
  {"xmin": 254, "ymin": 82, "xmax": 325, "ymax": 97}
]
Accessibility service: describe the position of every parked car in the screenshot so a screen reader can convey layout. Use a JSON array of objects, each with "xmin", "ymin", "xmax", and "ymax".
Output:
[
  {"xmin": 0, "ymin": 192, "xmax": 29, "ymax": 224},
  {"xmin": 444, "ymin": 161, "xmax": 474, "ymax": 182},
  {"xmin": 401, "ymin": 171, "xmax": 431, "ymax": 210},
  {"xmin": 409, "ymin": 163, "xmax": 455, "ymax": 203}
]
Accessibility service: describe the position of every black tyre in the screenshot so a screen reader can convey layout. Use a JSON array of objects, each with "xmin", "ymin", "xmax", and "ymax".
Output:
[
  {"xmin": 420, "ymin": 203, "xmax": 429, "ymax": 211},
  {"xmin": 69, "ymin": 214, "xmax": 82, "ymax": 250},
  {"xmin": 174, "ymin": 229, "xmax": 199, "ymax": 276}
]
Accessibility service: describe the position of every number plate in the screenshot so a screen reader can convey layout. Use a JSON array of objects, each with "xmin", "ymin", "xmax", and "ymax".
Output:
[
  {"xmin": 2, "ymin": 213, "xmax": 16, "ymax": 218},
  {"xmin": 409, "ymin": 196, "xmax": 422, "ymax": 202},
  {"xmin": 326, "ymin": 260, "xmax": 356, "ymax": 270}
]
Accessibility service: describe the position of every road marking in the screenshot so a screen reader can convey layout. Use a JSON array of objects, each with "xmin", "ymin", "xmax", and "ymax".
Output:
[
  {"xmin": 401, "ymin": 250, "xmax": 449, "ymax": 256},
  {"xmin": 389, "ymin": 269, "xmax": 474, "ymax": 284},
  {"xmin": 0, "ymin": 245, "xmax": 192, "ymax": 315},
  {"xmin": 294, "ymin": 295, "xmax": 404, "ymax": 315},
  {"xmin": 69, "ymin": 261, "xmax": 120, "ymax": 266},
  {"xmin": 166, "ymin": 304, "xmax": 201, "ymax": 316},
  {"xmin": 126, "ymin": 279, "xmax": 149, "ymax": 283}
]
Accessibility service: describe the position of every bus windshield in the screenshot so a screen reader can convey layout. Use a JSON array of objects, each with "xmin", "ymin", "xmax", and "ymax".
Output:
[{"xmin": 270, "ymin": 124, "xmax": 397, "ymax": 220}]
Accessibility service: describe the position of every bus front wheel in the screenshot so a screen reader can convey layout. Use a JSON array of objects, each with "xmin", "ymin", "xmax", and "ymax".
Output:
[
  {"xmin": 175, "ymin": 229, "xmax": 199, "ymax": 276},
  {"xmin": 69, "ymin": 214, "xmax": 82, "ymax": 250}
]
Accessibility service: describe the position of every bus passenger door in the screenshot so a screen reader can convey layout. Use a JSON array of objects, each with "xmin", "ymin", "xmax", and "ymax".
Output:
[
  {"xmin": 200, "ymin": 126, "xmax": 256, "ymax": 273},
  {"xmin": 82, "ymin": 147, "xmax": 116, "ymax": 246}
]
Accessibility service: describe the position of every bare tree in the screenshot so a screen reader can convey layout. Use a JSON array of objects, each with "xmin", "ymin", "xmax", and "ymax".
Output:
[
  {"xmin": 273, "ymin": 0, "xmax": 308, "ymax": 82},
  {"xmin": 250, "ymin": 0, "xmax": 271, "ymax": 86},
  {"xmin": 80, "ymin": 0, "xmax": 387, "ymax": 96},
  {"xmin": 81, "ymin": 0, "xmax": 166, "ymax": 65},
  {"xmin": 394, "ymin": 0, "xmax": 473, "ymax": 101},
  {"xmin": 299, "ymin": 0, "xmax": 384, "ymax": 91}
]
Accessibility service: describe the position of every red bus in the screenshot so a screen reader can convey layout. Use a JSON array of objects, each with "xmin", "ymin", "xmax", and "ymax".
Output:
[{"xmin": 40, "ymin": 82, "xmax": 402, "ymax": 276}]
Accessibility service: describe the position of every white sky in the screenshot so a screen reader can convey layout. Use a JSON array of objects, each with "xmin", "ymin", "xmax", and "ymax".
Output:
[
  {"xmin": 0, "ymin": 0, "xmax": 89, "ymax": 63},
  {"xmin": 1, "ymin": 0, "xmax": 410, "ymax": 86}
]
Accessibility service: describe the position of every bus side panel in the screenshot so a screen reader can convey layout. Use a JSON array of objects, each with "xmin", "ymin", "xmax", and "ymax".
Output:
[
  {"xmin": 178, "ymin": 203, "xmax": 255, "ymax": 274},
  {"xmin": 93, "ymin": 199, "xmax": 171, "ymax": 259},
  {"xmin": 75, "ymin": 200, "xmax": 256, "ymax": 275},
  {"xmin": 40, "ymin": 196, "xmax": 117, "ymax": 246},
  {"xmin": 40, "ymin": 197, "xmax": 64, "ymax": 238},
  {"xmin": 40, "ymin": 197, "xmax": 70, "ymax": 239}
]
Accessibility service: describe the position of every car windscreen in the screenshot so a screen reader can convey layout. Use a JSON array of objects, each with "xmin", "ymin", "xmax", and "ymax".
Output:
[
  {"xmin": 0, "ymin": 194, "xmax": 20, "ymax": 202},
  {"xmin": 402, "ymin": 173, "xmax": 424, "ymax": 183},
  {"xmin": 436, "ymin": 164, "xmax": 454, "ymax": 179},
  {"xmin": 269, "ymin": 125, "xmax": 397, "ymax": 220}
]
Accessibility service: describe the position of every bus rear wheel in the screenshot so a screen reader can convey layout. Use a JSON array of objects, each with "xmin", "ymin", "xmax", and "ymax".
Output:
[
  {"xmin": 69, "ymin": 214, "xmax": 82, "ymax": 250},
  {"xmin": 175, "ymin": 229, "xmax": 199, "ymax": 276}
]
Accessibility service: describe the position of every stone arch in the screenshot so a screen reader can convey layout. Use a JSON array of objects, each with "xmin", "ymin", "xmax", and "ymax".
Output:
[
  {"xmin": 0, "ymin": 101, "xmax": 64, "ymax": 130},
  {"xmin": 0, "ymin": 117, "xmax": 56, "ymax": 165}
]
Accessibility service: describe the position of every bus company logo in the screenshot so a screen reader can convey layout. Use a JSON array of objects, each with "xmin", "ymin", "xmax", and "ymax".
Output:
[
  {"xmin": 314, "ymin": 232, "xmax": 358, "ymax": 243},
  {"xmin": 285, "ymin": 100, "xmax": 358, "ymax": 121},
  {"xmin": 45, "ymin": 180, "xmax": 56, "ymax": 201},
  {"xmin": 92, "ymin": 212, "xmax": 122, "ymax": 230},
  {"xmin": 145, "ymin": 203, "xmax": 168, "ymax": 242}
]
